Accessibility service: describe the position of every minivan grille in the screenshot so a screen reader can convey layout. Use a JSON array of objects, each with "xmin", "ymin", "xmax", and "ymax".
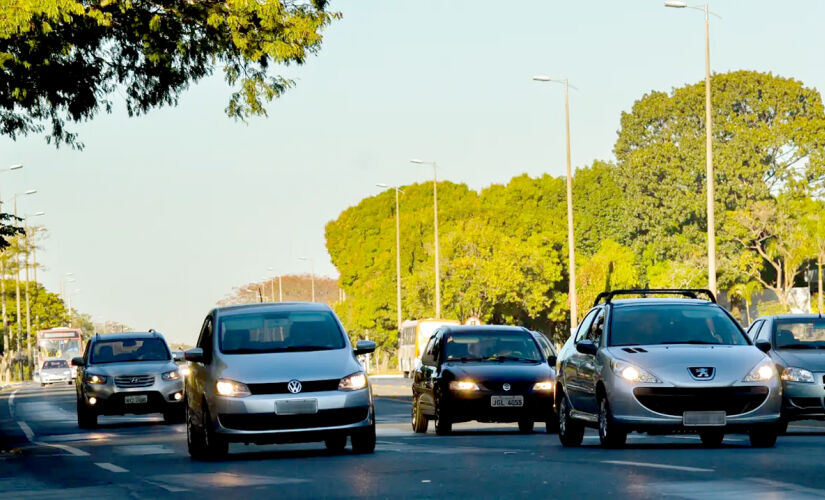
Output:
[
  {"xmin": 633, "ymin": 386, "xmax": 769, "ymax": 416},
  {"xmin": 115, "ymin": 375, "xmax": 154, "ymax": 388},
  {"xmin": 247, "ymin": 379, "xmax": 340, "ymax": 395}
]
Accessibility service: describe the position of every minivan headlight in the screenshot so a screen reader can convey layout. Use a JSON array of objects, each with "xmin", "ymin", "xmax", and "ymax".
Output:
[
  {"xmin": 610, "ymin": 360, "xmax": 661, "ymax": 383},
  {"xmin": 339, "ymin": 372, "xmax": 368, "ymax": 391},
  {"xmin": 743, "ymin": 359, "xmax": 777, "ymax": 382},
  {"xmin": 781, "ymin": 366, "xmax": 814, "ymax": 383},
  {"xmin": 216, "ymin": 379, "xmax": 251, "ymax": 397}
]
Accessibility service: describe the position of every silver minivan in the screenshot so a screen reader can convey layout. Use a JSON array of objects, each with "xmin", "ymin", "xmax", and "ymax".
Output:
[{"xmin": 184, "ymin": 302, "xmax": 376, "ymax": 459}]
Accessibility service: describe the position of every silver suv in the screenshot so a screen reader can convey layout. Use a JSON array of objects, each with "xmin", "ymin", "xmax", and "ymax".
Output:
[
  {"xmin": 71, "ymin": 332, "xmax": 185, "ymax": 428},
  {"xmin": 184, "ymin": 302, "xmax": 376, "ymax": 460}
]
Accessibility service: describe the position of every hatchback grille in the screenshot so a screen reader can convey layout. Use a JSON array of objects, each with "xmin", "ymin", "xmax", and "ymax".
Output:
[
  {"xmin": 219, "ymin": 407, "xmax": 369, "ymax": 431},
  {"xmin": 633, "ymin": 386, "xmax": 769, "ymax": 416},
  {"xmin": 115, "ymin": 375, "xmax": 154, "ymax": 388},
  {"xmin": 246, "ymin": 379, "xmax": 340, "ymax": 395}
]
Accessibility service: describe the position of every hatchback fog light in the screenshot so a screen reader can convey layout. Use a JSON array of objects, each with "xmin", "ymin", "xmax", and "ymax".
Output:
[
  {"xmin": 88, "ymin": 397, "xmax": 97, "ymax": 405},
  {"xmin": 215, "ymin": 379, "xmax": 251, "ymax": 397},
  {"xmin": 339, "ymin": 372, "xmax": 368, "ymax": 391},
  {"xmin": 532, "ymin": 381, "xmax": 554, "ymax": 392},
  {"xmin": 743, "ymin": 360, "xmax": 777, "ymax": 382},
  {"xmin": 449, "ymin": 380, "xmax": 479, "ymax": 392}
]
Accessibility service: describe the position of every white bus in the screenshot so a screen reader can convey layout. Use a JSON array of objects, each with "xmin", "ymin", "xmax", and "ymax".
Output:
[{"xmin": 398, "ymin": 319, "xmax": 460, "ymax": 377}]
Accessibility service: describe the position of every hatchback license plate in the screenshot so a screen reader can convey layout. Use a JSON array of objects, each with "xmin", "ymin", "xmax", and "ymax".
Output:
[
  {"xmin": 683, "ymin": 411, "xmax": 726, "ymax": 426},
  {"xmin": 491, "ymin": 396, "xmax": 524, "ymax": 408},
  {"xmin": 276, "ymin": 399, "xmax": 318, "ymax": 415},
  {"xmin": 124, "ymin": 395, "xmax": 148, "ymax": 404}
]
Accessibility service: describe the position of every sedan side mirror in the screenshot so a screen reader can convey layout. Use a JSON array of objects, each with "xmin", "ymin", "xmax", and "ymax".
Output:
[
  {"xmin": 70, "ymin": 357, "xmax": 85, "ymax": 367},
  {"xmin": 575, "ymin": 340, "xmax": 598, "ymax": 356},
  {"xmin": 354, "ymin": 340, "xmax": 376, "ymax": 356},
  {"xmin": 184, "ymin": 348, "xmax": 204, "ymax": 363},
  {"xmin": 755, "ymin": 340, "xmax": 772, "ymax": 354}
]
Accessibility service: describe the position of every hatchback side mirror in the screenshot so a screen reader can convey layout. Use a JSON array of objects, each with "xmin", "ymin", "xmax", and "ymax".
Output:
[
  {"xmin": 184, "ymin": 348, "xmax": 204, "ymax": 363},
  {"xmin": 575, "ymin": 340, "xmax": 598, "ymax": 356},
  {"xmin": 354, "ymin": 340, "xmax": 376, "ymax": 356},
  {"xmin": 755, "ymin": 340, "xmax": 771, "ymax": 354},
  {"xmin": 70, "ymin": 357, "xmax": 85, "ymax": 367}
]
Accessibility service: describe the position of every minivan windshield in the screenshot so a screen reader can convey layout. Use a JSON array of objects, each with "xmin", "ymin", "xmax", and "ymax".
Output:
[
  {"xmin": 774, "ymin": 319, "xmax": 825, "ymax": 349},
  {"xmin": 91, "ymin": 338, "xmax": 170, "ymax": 364},
  {"xmin": 219, "ymin": 311, "xmax": 346, "ymax": 354},
  {"xmin": 610, "ymin": 304, "xmax": 747, "ymax": 346},
  {"xmin": 443, "ymin": 330, "xmax": 541, "ymax": 363}
]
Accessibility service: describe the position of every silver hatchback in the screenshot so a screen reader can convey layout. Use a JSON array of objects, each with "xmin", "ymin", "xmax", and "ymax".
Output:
[{"xmin": 184, "ymin": 302, "xmax": 376, "ymax": 459}]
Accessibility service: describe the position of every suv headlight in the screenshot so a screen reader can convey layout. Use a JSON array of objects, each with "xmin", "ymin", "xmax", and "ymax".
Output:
[
  {"xmin": 781, "ymin": 366, "xmax": 814, "ymax": 383},
  {"xmin": 162, "ymin": 369, "xmax": 182, "ymax": 381},
  {"xmin": 215, "ymin": 379, "xmax": 251, "ymax": 397},
  {"xmin": 339, "ymin": 372, "xmax": 368, "ymax": 391},
  {"xmin": 743, "ymin": 359, "xmax": 777, "ymax": 382},
  {"xmin": 610, "ymin": 360, "xmax": 661, "ymax": 383},
  {"xmin": 84, "ymin": 373, "xmax": 107, "ymax": 385}
]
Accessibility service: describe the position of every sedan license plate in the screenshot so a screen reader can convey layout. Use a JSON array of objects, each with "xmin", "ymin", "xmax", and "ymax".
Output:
[
  {"xmin": 124, "ymin": 395, "xmax": 148, "ymax": 404},
  {"xmin": 683, "ymin": 411, "xmax": 726, "ymax": 426},
  {"xmin": 275, "ymin": 399, "xmax": 318, "ymax": 415},
  {"xmin": 491, "ymin": 395, "xmax": 524, "ymax": 408}
]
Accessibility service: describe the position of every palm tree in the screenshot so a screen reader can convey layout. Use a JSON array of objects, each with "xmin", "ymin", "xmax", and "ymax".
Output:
[{"xmin": 729, "ymin": 281, "xmax": 761, "ymax": 327}]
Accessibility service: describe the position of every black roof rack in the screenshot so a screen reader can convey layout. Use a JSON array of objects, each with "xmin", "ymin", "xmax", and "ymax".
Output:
[{"xmin": 593, "ymin": 289, "xmax": 716, "ymax": 307}]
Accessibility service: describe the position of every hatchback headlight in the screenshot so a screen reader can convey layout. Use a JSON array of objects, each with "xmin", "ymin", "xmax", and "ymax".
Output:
[
  {"xmin": 610, "ymin": 360, "xmax": 661, "ymax": 383},
  {"xmin": 162, "ymin": 369, "xmax": 181, "ymax": 381},
  {"xmin": 339, "ymin": 372, "xmax": 368, "ymax": 391},
  {"xmin": 84, "ymin": 373, "xmax": 107, "ymax": 385},
  {"xmin": 781, "ymin": 366, "xmax": 814, "ymax": 383},
  {"xmin": 216, "ymin": 379, "xmax": 251, "ymax": 397},
  {"xmin": 743, "ymin": 359, "xmax": 777, "ymax": 382},
  {"xmin": 449, "ymin": 380, "xmax": 480, "ymax": 392},
  {"xmin": 532, "ymin": 381, "xmax": 554, "ymax": 392}
]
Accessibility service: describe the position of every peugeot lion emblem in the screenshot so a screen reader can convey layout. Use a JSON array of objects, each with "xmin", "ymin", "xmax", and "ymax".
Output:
[
  {"xmin": 688, "ymin": 367, "xmax": 715, "ymax": 380},
  {"xmin": 502, "ymin": 383, "xmax": 511, "ymax": 392},
  {"xmin": 287, "ymin": 380, "xmax": 302, "ymax": 394}
]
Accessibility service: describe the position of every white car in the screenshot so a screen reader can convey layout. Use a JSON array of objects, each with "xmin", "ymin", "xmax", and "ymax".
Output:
[{"xmin": 38, "ymin": 359, "xmax": 73, "ymax": 386}]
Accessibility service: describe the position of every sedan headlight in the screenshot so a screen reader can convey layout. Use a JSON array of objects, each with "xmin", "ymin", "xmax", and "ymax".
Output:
[
  {"xmin": 781, "ymin": 366, "xmax": 815, "ymax": 383},
  {"xmin": 339, "ymin": 372, "xmax": 368, "ymax": 391},
  {"xmin": 449, "ymin": 380, "xmax": 480, "ymax": 392},
  {"xmin": 610, "ymin": 360, "xmax": 661, "ymax": 383},
  {"xmin": 743, "ymin": 359, "xmax": 777, "ymax": 382},
  {"xmin": 162, "ymin": 369, "xmax": 182, "ymax": 381},
  {"xmin": 84, "ymin": 373, "xmax": 107, "ymax": 384},
  {"xmin": 215, "ymin": 379, "xmax": 251, "ymax": 397},
  {"xmin": 532, "ymin": 381, "xmax": 554, "ymax": 391}
]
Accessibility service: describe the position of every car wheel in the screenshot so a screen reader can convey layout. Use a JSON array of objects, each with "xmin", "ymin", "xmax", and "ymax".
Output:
[
  {"xmin": 598, "ymin": 397, "xmax": 627, "ymax": 448},
  {"xmin": 76, "ymin": 398, "xmax": 97, "ymax": 429},
  {"xmin": 67, "ymin": 381, "xmax": 72, "ymax": 386},
  {"xmin": 558, "ymin": 395, "xmax": 584, "ymax": 447},
  {"xmin": 40, "ymin": 383, "xmax": 45, "ymax": 388},
  {"xmin": 411, "ymin": 395, "xmax": 429, "ymax": 434},
  {"xmin": 545, "ymin": 411, "xmax": 559, "ymax": 434},
  {"xmin": 351, "ymin": 423, "xmax": 376, "ymax": 454},
  {"xmin": 186, "ymin": 402, "xmax": 207, "ymax": 459},
  {"xmin": 699, "ymin": 430, "xmax": 724, "ymax": 447},
  {"xmin": 201, "ymin": 407, "xmax": 228, "ymax": 459},
  {"xmin": 325, "ymin": 434, "xmax": 347, "ymax": 453},
  {"xmin": 518, "ymin": 419, "xmax": 534, "ymax": 433},
  {"xmin": 749, "ymin": 425, "xmax": 779, "ymax": 448},
  {"xmin": 434, "ymin": 403, "xmax": 452, "ymax": 436}
]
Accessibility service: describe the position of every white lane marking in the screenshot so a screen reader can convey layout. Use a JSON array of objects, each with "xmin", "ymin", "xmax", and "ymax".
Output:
[
  {"xmin": 115, "ymin": 445, "xmax": 174, "ymax": 456},
  {"xmin": 145, "ymin": 479, "xmax": 190, "ymax": 493},
  {"xmin": 38, "ymin": 442, "xmax": 90, "ymax": 457},
  {"xmin": 602, "ymin": 460, "xmax": 713, "ymax": 473},
  {"xmin": 8, "ymin": 389, "xmax": 17, "ymax": 418},
  {"xmin": 749, "ymin": 478, "xmax": 825, "ymax": 497},
  {"xmin": 17, "ymin": 421, "xmax": 34, "ymax": 440},
  {"xmin": 95, "ymin": 462, "xmax": 128, "ymax": 473}
]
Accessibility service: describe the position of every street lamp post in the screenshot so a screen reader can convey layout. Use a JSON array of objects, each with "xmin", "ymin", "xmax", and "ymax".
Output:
[
  {"xmin": 410, "ymin": 159, "xmax": 442, "ymax": 318},
  {"xmin": 665, "ymin": 0, "xmax": 719, "ymax": 296},
  {"xmin": 298, "ymin": 257, "xmax": 315, "ymax": 302},
  {"xmin": 0, "ymin": 163, "xmax": 22, "ymax": 382},
  {"xmin": 12, "ymin": 189, "xmax": 35, "ymax": 379},
  {"xmin": 377, "ymin": 183, "xmax": 404, "ymax": 332},
  {"xmin": 532, "ymin": 76, "xmax": 578, "ymax": 330},
  {"xmin": 23, "ymin": 212, "xmax": 44, "ymax": 374}
]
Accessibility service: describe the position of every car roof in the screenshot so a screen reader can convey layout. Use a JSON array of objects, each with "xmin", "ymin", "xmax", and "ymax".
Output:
[
  {"xmin": 215, "ymin": 301, "xmax": 333, "ymax": 317},
  {"xmin": 609, "ymin": 298, "xmax": 718, "ymax": 308},
  {"xmin": 438, "ymin": 325, "xmax": 530, "ymax": 334},
  {"xmin": 93, "ymin": 332, "xmax": 164, "ymax": 342},
  {"xmin": 758, "ymin": 314, "xmax": 824, "ymax": 320}
]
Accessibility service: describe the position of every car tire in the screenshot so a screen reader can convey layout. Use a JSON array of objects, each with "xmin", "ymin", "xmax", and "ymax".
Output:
[
  {"xmin": 434, "ymin": 404, "xmax": 452, "ymax": 436},
  {"xmin": 749, "ymin": 425, "xmax": 779, "ymax": 448},
  {"xmin": 412, "ymin": 395, "xmax": 429, "ymax": 434},
  {"xmin": 163, "ymin": 406, "xmax": 185, "ymax": 424},
  {"xmin": 77, "ymin": 399, "xmax": 97, "ymax": 429},
  {"xmin": 67, "ymin": 381, "xmax": 72, "ymax": 386},
  {"xmin": 518, "ymin": 419, "xmax": 535, "ymax": 433},
  {"xmin": 598, "ymin": 397, "xmax": 627, "ymax": 448},
  {"xmin": 558, "ymin": 395, "xmax": 584, "ymax": 447},
  {"xmin": 186, "ymin": 402, "xmax": 208, "ymax": 460},
  {"xmin": 201, "ymin": 407, "xmax": 228, "ymax": 459},
  {"xmin": 351, "ymin": 423, "xmax": 376, "ymax": 454},
  {"xmin": 40, "ymin": 383, "xmax": 45, "ymax": 388},
  {"xmin": 545, "ymin": 411, "xmax": 559, "ymax": 434},
  {"xmin": 699, "ymin": 430, "xmax": 724, "ymax": 447},
  {"xmin": 325, "ymin": 434, "xmax": 347, "ymax": 453}
]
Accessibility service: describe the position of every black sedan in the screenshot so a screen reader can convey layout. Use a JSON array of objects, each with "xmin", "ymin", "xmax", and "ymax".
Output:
[{"xmin": 411, "ymin": 325, "xmax": 556, "ymax": 435}]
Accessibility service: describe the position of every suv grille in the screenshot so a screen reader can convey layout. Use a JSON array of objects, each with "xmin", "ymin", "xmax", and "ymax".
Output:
[
  {"xmin": 246, "ymin": 379, "xmax": 340, "ymax": 395},
  {"xmin": 219, "ymin": 407, "xmax": 369, "ymax": 431},
  {"xmin": 633, "ymin": 386, "xmax": 769, "ymax": 416},
  {"xmin": 115, "ymin": 375, "xmax": 154, "ymax": 388}
]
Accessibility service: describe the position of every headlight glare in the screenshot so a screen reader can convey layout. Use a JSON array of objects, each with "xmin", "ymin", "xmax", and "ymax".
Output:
[
  {"xmin": 85, "ymin": 373, "xmax": 107, "ymax": 384},
  {"xmin": 215, "ymin": 379, "xmax": 251, "ymax": 397},
  {"xmin": 161, "ymin": 369, "xmax": 181, "ymax": 381},
  {"xmin": 781, "ymin": 366, "xmax": 814, "ymax": 383},
  {"xmin": 449, "ymin": 380, "xmax": 479, "ymax": 392},
  {"xmin": 339, "ymin": 372, "xmax": 368, "ymax": 391},
  {"xmin": 743, "ymin": 360, "xmax": 777, "ymax": 382},
  {"xmin": 611, "ymin": 360, "xmax": 660, "ymax": 383},
  {"xmin": 532, "ymin": 381, "xmax": 554, "ymax": 391}
]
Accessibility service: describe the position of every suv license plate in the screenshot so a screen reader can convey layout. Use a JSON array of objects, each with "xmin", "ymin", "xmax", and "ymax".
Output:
[
  {"xmin": 124, "ymin": 395, "xmax": 148, "ymax": 404},
  {"xmin": 276, "ymin": 399, "xmax": 318, "ymax": 415},
  {"xmin": 491, "ymin": 396, "xmax": 524, "ymax": 408},
  {"xmin": 683, "ymin": 411, "xmax": 726, "ymax": 426}
]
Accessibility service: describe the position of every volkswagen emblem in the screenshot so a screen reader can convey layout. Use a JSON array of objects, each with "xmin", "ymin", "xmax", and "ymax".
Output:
[
  {"xmin": 688, "ymin": 367, "xmax": 715, "ymax": 380},
  {"xmin": 287, "ymin": 379, "xmax": 302, "ymax": 394},
  {"xmin": 502, "ymin": 383, "xmax": 511, "ymax": 392}
]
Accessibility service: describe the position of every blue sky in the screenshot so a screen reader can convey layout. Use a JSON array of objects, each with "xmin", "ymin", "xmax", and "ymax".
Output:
[{"xmin": 1, "ymin": 0, "xmax": 823, "ymax": 344}]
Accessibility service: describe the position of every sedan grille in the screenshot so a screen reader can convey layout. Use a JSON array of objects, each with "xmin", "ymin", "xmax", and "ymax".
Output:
[
  {"xmin": 219, "ymin": 407, "xmax": 369, "ymax": 431},
  {"xmin": 633, "ymin": 386, "xmax": 769, "ymax": 416},
  {"xmin": 115, "ymin": 375, "xmax": 154, "ymax": 388},
  {"xmin": 246, "ymin": 379, "xmax": 340, "ymax": 395},
  {"xmin": 480, "ymin": 382, "xmax": 532, "ymax": 393}
]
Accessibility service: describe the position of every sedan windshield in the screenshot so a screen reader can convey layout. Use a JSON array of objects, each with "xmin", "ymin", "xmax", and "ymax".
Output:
[
  {"xmin": 774, "ymin": 320, "xmax": 825, "ymax": 349},
  {"xmin": 219, "ymin": 311, "xmax": 345, "ymax": 354},
  {"xmin": 91, "ymin": 338, "xmax": 170, "ymax": 364},
  {"xmin": 443, "ymin": 331, "xmax": 541, "ymax": 362},
  {"xmin": 610, "ymin": 305, "xmax": 747, "ymax": 346},
  {"xmin": 42, "ymin": 360, "xmax": 69, "ymax": 369}
]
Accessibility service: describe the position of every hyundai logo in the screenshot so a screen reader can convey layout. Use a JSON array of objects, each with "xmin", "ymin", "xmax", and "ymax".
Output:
[
  {"xmin": 502, "ymin": 383, "xmax": 511, "ymax": 392},
  {"xmin": 131, "ymin": 377, "xmax": 140, "ymax": 384},
  {"xmin": 287, "ymin": 380, "xmax": 302, "ymax": 394},
  {"xmin": 688, "ymin": 367, "xmax": 715, "ymax": 380}
]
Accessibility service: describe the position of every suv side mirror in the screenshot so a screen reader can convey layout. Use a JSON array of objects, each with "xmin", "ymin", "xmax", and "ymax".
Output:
[
  {"xmin": 755, "ymin": 340, "xmax": 771, "ymax": 354},
  {"xmin": 184, "ymin": 348, "xmax": 204, "ymax": 363},
  {"xmin": 575, "ymin": 340, "xmax": 598, "ymax": 356},
  {"xmin": 172, "ymin": 351, "xmax": 184, "ymax": 362},
  {"xmin": 70, "ymin": 357, "xmax": 85, "ymax": 367},
  {"xmin": 354, "ymin": 340, "xmax": 376, "ymax": 356},
  {"xmin": 547, "ymin": 355, "xmax": 557, "ymax": 366}
]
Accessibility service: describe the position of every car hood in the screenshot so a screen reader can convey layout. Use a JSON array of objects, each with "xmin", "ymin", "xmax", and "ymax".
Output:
[
  {"xmin": 217, "ymin": 349, "xmax": 360, "ymax": 384},
  {"xmin": 772, "ymin": 349, "xmax": 825, "ymax": 371},
  {"xmin": 41, "ymin": 368, "xmax": 71, "ymax": 375},
  {"xmin": 443, "ymin": 362, "xmax": 552, "ymax": 382},
  {"xmin": 605, "ymin": 345, "xmax": 768, "ymax": 384},
  {"xmin": 90, "ymin": 361, "xmax": 177, "ymax": 376}
]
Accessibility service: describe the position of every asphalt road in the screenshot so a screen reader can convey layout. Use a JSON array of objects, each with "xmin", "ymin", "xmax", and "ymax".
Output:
[{"xmin": 2, "ymin": 382, "xmax": 825, "ymax": 499}]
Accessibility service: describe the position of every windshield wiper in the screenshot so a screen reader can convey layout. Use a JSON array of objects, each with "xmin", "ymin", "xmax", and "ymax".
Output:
[
  {"xmin": 491, "ymin": 356, "xmax": 539, "ymax": 363},
  {"xmin": 447, "ymin": 356, "xmax": 485, "ymax": 362},
  {"xmin": 778, "ymin": 344, "xmax": 818, "ymax": 349},
  {"xmin": 659, "ymin": 340, "xmax": 720, "ymax": 345}
]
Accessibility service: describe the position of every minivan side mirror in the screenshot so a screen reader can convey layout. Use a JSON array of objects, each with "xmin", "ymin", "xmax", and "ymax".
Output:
[
  {"xmin": 70, "ymin": 357, "xmax": 85, "ymax": 367},
  {"xmin": 184, "ymin": 348, "xmax": 204, "ymax": 363},
  {"xmin": 575, "ymin": 340, "xmax": 598, "ymax": 356},
  {"xmin": 354, "ymin": 340, "xmax": 376, "ymax": 356},
  {"xmin": 755, "ymin": 340, "xmax": 771, "ymax": 354}
]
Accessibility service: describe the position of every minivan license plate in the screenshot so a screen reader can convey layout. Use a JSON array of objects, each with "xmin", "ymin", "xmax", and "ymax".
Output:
[
  {"xmin": 124, "ymin": 395, "xmax": 148, "ymax": 404},
  {"xmin": 491, "ymin": 396, "xmax": 524, "ymax": 408},
  {"xmin": 276, "ymin": 399, "xmax": 318, "ymax": 415},
  {"xmin": 683, "ymin": 411, "xmax": 726, "ymax": 426}
]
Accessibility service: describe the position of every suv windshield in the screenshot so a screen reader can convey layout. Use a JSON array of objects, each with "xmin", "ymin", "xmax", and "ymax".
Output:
[
  {"xmin": 91, "ymin": 338, "xmax": 170, "ymax": 364},
  {"xmin": 610, "ymin": 304, "xmax": 747, "ymax": 346},
  {"xmin": 219, "ymin": 311, "xmax": 346, "ymax": 354},
  {"xmin": 443, "ymin": 330, "xmax": 541, "ymax": 362},
  {"xmin": 774, "ymin": 319, "xmax": 825, "ymax": 349}
]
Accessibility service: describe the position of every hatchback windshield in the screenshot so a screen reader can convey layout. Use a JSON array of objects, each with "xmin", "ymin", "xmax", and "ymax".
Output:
[
  {"xmin": 610, "ymin": 304, "xmax": 747, "ymax": 346},
  {"xmin": 443, "ymin": 331, "xmax": 541, "ymax": 362},
  {"xmin": 42, "ymin": 360, "xmax": 69, "ymax": 369},
  {"xmin": 219, "ymin": 311, "xmax": 345, "ymax": 354},
  {"xmin": 91, "ymin": 338, "xmax": 170, "ymax": 364},
  {"xmin": 774, "ymin": 319, "xmax": 825, "ymax": 349}
]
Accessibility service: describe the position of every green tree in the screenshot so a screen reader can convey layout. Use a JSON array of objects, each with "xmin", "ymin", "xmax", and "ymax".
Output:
[
  {"xmin": 729, "ymin": 281, "xmax": 761, "ymax": 326},
  {"xmin": 577, "ymin": 240, "xmax": 639, "ymax": 318},
  {"xmin": 803, "ymin": 199, "xmax": 825, "ymax": 313},
  {"xmin": 0, "ymin": 0, "xmax": 339, "ymax": 148}
]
